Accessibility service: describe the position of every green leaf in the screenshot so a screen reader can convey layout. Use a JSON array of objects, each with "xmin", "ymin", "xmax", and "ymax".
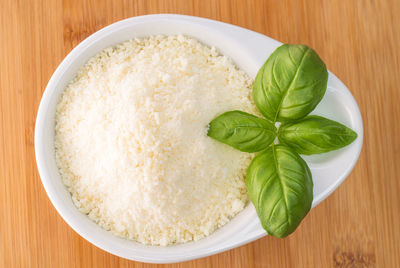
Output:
[
  {"xmin": 253, "ymin": 44, "xmax": 328, "ymax": 122},
  {"xmin": 207, "ymin": 111, "xmax": 276, "ymax": 152},
  {"xmin": 278, "ymin": 115, "xmax": 358, "ymax": 155},
  {"xmin": 246, "ymin": 144, "xmax": 313, "ymax": 238}
]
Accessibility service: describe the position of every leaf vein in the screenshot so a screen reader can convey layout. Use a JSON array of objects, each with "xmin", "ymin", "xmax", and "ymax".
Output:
[{"xmin": 273, "ymin": 48, "xmax": 311, "ymax": 122}]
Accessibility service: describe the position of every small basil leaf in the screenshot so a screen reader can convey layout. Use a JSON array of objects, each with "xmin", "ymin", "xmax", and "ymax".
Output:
[
  {"xmin": 278, "ymin": 115, "xmax": 358, "ymax": 155},
  {"xmin": 253, "ymin": 44, "xmax": 328, "ymax": 122},
  {"xmin": 246, "ymin": 144, "xmax": 313, "ymax": 238},
  {"xmin": 207, "ymin": 111, "xmax": 276, "ymax": 152}
]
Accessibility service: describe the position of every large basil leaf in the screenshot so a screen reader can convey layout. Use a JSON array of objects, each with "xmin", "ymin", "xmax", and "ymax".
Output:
[
  {"xmin": 278, "ymin": 115, "xmax": 358, "ymax": 155},
  {"xmin": 246, "ymin": 144, "xmax": 313, "ymax": 238},
  {"xmin": 207, "ymin": 111, "xmax": 276, "ymax": 152},
  {"xmin": 253, "ymin": 44, "xmax": 328, "ymax": 122}
]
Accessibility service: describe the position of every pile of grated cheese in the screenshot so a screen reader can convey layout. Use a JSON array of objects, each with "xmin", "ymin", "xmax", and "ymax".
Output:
[{"xmin": 55, "ymin": 35, "xmax": 258, "ymax": 246}]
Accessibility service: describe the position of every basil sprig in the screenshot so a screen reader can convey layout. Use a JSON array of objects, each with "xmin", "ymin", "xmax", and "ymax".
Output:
[{"xmin": 207, "ymin": 44, "xmax": 357, "ymax": 238}]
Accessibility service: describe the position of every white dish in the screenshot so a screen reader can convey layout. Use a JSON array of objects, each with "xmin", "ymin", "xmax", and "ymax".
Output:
[{"xmin": 35, "ymin": 14, "xmax": 363, "ymax": 263}]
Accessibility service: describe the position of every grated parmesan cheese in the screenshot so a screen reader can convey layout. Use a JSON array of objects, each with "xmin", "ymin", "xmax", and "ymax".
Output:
[{"xmin": 55, "ymin": 35, "xmax": 257, "ymax": 246}]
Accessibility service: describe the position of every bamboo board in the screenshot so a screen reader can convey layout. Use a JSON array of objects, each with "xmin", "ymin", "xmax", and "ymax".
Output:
[{"xmin": 1, "ymin": 0, "xmax": 399, "ymax": 267}]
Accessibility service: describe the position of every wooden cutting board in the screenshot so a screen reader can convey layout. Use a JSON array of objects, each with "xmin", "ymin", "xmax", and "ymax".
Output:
[{"xmin": 1, "ymin": 0, "xmax": 399, "ymax": 267}]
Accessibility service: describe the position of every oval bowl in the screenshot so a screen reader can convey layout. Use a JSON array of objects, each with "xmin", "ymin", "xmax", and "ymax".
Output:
[{"xmin": 35, "ymin": 14, "xmax": 363, "ymax": 263}]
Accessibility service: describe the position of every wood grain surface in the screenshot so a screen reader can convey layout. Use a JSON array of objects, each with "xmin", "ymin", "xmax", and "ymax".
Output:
[{"xmin": 1, "ymin": 0, "xmax": 399, "ymax": 267}]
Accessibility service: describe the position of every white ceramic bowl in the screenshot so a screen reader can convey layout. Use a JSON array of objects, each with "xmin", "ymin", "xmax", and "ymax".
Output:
[{"xmin": 35, "ymin": 14, "xmax": 363, "ymax": 263}]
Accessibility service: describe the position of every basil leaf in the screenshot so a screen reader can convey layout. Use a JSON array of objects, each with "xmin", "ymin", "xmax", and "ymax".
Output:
[
  {"xmin": 278, "ymin": 115, "xmax": 358, "ymax": 155},
  {"xmin": 207, "ymin": 111, "xmax": 276, "ymax": 152},
  {"xmin": 246, "ymin": 144, "xmax": 313, "ymax": 238},
  {"xmin": 253, "ymin": 44, "xmax": 328, "ymax": 122}
]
